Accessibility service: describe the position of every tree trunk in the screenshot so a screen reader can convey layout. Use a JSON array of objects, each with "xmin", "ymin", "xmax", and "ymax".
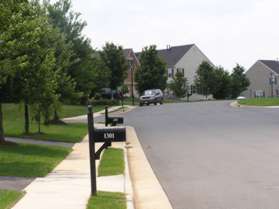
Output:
[
  {"xmin": 38, "ymin": 114, "xmax": 41, "ymax": 134},
  {"xmin": 24, "ymin": 100, "xmax": 30, "ymax": 134},
  {"xmin": 0, "ymin": 103, "xmax": 5, "ymax": 143},
  {"xmin": 53, "ymin": 109, "xmax": 59, "ymax": 121}
]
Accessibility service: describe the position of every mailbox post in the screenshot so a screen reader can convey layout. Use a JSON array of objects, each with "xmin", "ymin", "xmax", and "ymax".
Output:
[
  {"xmin": 87, "ymin": 105, "xmax": 97, "ymax": 196},
  {"xmin": 87, "ymin": 105, "xmax": 126, "ymax": 196}
]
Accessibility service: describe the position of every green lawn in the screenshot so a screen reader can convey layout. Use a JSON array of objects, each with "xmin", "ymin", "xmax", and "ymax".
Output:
[
  {"xmin": 3, "ymin": 103, "xmax": 88, "ymax": 143},
  {"xmin": 0, "ymin": 190, "xmax": 23, "ymax": 209},
  {"xmin": 0, "ymin": 143, "xmax": 71, "ymax": 177},
  {"xmin": 87, "ymin": 192, "xmax": 126, "ymax": 209},
  {"xmin": 98, "ymin": 148, "xmax": 124, "ymax": 177},
  {"xmin": 238, "ymin": 98, "xmax": 279, "ymax": 106}
]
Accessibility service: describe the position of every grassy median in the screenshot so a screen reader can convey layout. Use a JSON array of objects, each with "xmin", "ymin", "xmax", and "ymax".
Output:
[
  {"xmin": 87, "ymin": 192, "xmax": 126, "ymax": 209},
  {"xmin": 238, "ymin": 98, "xmax": 279, "ymax": 106},
  {"xmin": 0, "ymin": 143, "xmax": 71, "ymax": 177},
  {"xmin": 0, "ymin": 190, "xmax": 23, "ymax": 209},
  {"xmin": 98, "ymin": 148, "xmax": 124, "ymax": 177}
]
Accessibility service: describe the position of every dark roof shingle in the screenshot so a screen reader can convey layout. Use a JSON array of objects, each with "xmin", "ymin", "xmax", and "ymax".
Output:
[
  {"xmin": 157, "ymin": 44, "xmax": 194, "ymax": 68},
  {"xmin": 260, "ymin": 60, "xmax": 279, "ymax": 74},
  {"xmin": 136, "ymin": 44, "xmax": 194, "ymax": 68}
]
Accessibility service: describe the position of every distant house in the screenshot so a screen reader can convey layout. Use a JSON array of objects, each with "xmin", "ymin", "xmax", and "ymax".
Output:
[
  {"xmin": 156, "ymin": 44, "xmax": 213, "ymax": 100},
  {"xmin": 242, "ymin": 60, "xmax": 279, "ymax": 98},
  {"xmin": 123, "ymin": 49, "xmax": 140, "ymax": 97},
  {"xmin": 128, "ymin": 44, "xmax": 213, "ymax": 99}
]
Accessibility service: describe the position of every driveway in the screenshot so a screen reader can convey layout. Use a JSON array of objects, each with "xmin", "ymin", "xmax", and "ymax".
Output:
[{"xmin": 125, "ymin": 101, "xmax": 279, "ymax": 209}]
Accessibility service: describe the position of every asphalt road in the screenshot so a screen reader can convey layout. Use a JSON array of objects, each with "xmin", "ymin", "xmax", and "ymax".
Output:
[{"xmin": 125, "ymin": 101, "xmax": 279, "ymax": 209}]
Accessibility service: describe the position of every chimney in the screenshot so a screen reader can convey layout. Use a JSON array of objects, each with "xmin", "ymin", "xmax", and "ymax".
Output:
[{"xmin": 166, "ymin": 45, "xmax": 171, "ymax": 51}]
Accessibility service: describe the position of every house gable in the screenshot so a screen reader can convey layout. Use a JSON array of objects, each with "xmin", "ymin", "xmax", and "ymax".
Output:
[
  {"xmin": 243, "ymin": 60, "xmax": 279, "ymax": 98},
  {"xmin": 157, "ymin": 44, "xmax": 194, "ymax": 68},
  {"xmin": 174, "ymin": 44, "xmax": 213, "ymax": 84}
]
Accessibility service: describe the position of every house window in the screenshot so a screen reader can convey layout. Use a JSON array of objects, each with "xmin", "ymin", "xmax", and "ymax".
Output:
[
  {"xmin": 168, "ymin": 68, "xmax": 174, "ymax": 78},
  {"xmin": 176, "ymin": 68, "xmax": 185, "ymax": 76},
  {"xmin": 254, "ymin": 90, "xmax": 264, "ymax": 98},
  {"xmin": 191, "ymin": 85, "xmax": 196, "ymax": 94}
]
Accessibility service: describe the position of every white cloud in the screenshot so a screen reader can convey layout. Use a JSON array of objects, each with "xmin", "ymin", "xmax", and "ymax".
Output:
[{"xmin": 67, "ymin": 0, "xmax": 279, "ymax": 70}]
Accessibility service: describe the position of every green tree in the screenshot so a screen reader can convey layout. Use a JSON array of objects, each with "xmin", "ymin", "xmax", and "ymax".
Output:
[
  {"xmin": 46, "ymin": 0, "xmax": 100, "ymax": 101},
  {"xmin": 169, "ymin": 71, "xmax": 188, "ymax": 98},
  {"xmin": 194, "ymin": 61, "xmax": 215, "ymax": 98},
  {"xmin": 7, "ymin": 1, "xmax": 60, "ymax": 133},
  {"xmin": 100, "ymin": 43, "xmax": 128, "ymax": 91},
  {"xmin": 135, "ymin": 45, "xmax": 167, "ymax": 94},
  {"xmin": 0, "ymin": 0, "xmax": 30, "ymax": 142},
  {"xmin": 211, "ymin": 67, "xmax": 232, "ymax": 99},
  {"xmin": 230, "ymin": 64, "xmax": 250, "ymax": 98}
]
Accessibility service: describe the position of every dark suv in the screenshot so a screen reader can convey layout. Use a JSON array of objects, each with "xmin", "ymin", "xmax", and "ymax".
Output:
[{"xmin": 139, "ymin": 89, "xmax": 164, "ymax": 106}]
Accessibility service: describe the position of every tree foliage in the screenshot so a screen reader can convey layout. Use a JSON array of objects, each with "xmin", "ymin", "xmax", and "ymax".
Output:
[
  {"xmin": 195, "ymin": 62, "xmax": 250, "ymax": 100},
  {"xmin": 211, "ymin": 66, "xmax": 231, "ymax": 99},
  {"xmin": 169, "ymin": 71, "xmax": 188, "ymax": 98},
  {"xmin": 135, "ymin": 46, "xmax": 167, "ymax": 94},
  {"xmin": 230, "ymin": 64, "xmax": 250, "ymax": 98},
  {"xmin": 194, "ymin": 61, "xmax": 216, "ymax": 98},
  {"xmin": 100, "ymin": 43, "xmax": 128, "ymax": 90}
]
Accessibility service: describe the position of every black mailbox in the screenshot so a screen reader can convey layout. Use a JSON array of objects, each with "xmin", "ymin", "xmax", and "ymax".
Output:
[
  {"xmin": 107, "ymin": 117, "xmax": 124, "ymax": 126},
  {"xmin": 105, "ymin": 106, "xmax": 124, "ymax": 126},
  {"xmin": 94, "ymin": 127, "xmax": 126, "ymax": 142}
]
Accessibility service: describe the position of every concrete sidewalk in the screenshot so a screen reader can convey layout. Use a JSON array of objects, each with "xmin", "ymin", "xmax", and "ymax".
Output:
[
  {"xmin": 6, "ymin": 137, "xmax": 74, "ymax": 148},
  {"xmin": 12, "ymin": 136, "xmax": 93, "ymax": 209},
  {"xmin": 12, "ymin": 134, "xmax": 132, "ymax": 209},
  {"xmin": 62, "ymin": 106, "xmax": 124, "ymax": 124}
]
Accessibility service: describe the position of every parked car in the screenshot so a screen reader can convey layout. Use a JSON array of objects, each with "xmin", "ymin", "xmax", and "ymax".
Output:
[
  {"xmin": 139, "ymin": 89, "xmax": 164, "ymax": 106},
  {"xmin": 236, "ymin": 96, "xmax": 246, "ymax": 100}
]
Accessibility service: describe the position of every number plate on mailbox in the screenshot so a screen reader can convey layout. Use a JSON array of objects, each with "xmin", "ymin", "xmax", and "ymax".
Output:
[{"xmin": 94, "ymin": 127, "xmax": 126, "ymax": 142}]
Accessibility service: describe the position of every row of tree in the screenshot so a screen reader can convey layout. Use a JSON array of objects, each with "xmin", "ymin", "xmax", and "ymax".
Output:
[
  {"xmin": 0, "ymin": 0, "xmax": 128, "ymax": 143},
  {"xmin": 194, "ymin": 62, "xmax": 250, "ymax": 99},
  {"xmin": 169, "ymin": 62, "xmax": 250, "ymax": 100},
  {"xmin": 135, "ymin": 46, "xmax": 249, "ymax": 100}
]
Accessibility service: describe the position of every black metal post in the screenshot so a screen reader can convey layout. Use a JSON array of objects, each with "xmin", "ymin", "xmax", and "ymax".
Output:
[
  {"xmin": 105, "ymin": 106, "xmax": 108, "ymax": 127},
  {"xmin": 87, "ymin": 105, "xmax": 97, "ymax": 196}
]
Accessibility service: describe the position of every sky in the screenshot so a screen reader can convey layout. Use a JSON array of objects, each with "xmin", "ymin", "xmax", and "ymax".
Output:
[{"xmin": 68, "ymin": 0, "xmax": 279, "ymax": 71}]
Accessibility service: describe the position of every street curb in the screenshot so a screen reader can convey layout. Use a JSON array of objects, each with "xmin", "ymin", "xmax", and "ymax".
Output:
[
  {"xmin": 126, "ymin": 126, "xmax": 173, "ymax": 209},
  {"xmin": 230, "ymin": 101, "xmax": 279, "ymax": 109},
  {"xmin": 123, "ymin": 143, "xmax": 135, "ymax": 209}
]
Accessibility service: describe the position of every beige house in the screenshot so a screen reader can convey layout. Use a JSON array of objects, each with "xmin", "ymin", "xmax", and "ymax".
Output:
[
  {"xmin": 127, "ymin": 44, "xmax": 213, "ymax": 99},
  {"xmin": 242, "ymin": 60, "xmax": 279, "ymax": 98},
  {"xmin": 157, "ymin": 44, "xmax": 213, "ymax": 100}
]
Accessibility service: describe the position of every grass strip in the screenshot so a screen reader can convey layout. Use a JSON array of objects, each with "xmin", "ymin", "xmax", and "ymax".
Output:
[
  {"xmin": 238, "ymin": 98, "xmax": 279, "ymax": 106},
  {"xmin": 0, "ymin": 190, "xmax": 24, "ymax": 209},
  {"xmin": 98, "ymin": 148, "xmax": 124, "ymax": 177},
  {"xmin": 87, "ymin": 192, "xmax": 126, "ymax": 209},
  {"xmin": 0, "ymin": 143, "xmax": 71, "ymax": 177}
]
